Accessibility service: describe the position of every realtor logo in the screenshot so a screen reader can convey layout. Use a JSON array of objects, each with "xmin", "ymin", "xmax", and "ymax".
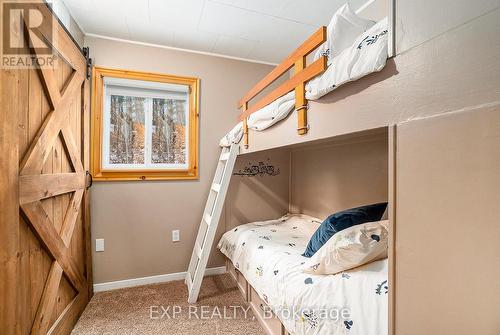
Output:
[{"xmin": 1, "ymin": 0, "xmax": 57, "ymax": 68}]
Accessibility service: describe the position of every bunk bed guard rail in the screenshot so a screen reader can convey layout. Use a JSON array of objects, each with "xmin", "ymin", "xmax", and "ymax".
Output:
[{"xmin": 237, "ymin": 26, "xmax": 327, "ymax": 148}]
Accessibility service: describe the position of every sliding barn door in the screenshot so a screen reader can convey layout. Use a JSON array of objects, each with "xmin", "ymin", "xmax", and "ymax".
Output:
[{"xmin": 0, "ymin": 3, "xmax": 91, "ymax": 335}]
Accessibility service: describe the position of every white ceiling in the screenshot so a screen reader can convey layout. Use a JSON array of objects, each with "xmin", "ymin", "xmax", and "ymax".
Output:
[{"xmin": 63, "ymin": 0, "xmax": 367, "ymax": 64}]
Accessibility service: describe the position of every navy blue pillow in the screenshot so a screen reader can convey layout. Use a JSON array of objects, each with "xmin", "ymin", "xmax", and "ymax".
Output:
[{"xmin": 302, "ymin": 202, "xmax": 388, "ymax": 257}]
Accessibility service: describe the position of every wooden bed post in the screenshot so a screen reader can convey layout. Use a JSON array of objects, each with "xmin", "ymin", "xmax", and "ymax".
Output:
[
  {"xmin": 243, "ymin": 102, "xmax": 249, "ymax": 148},
  {"xmin": 295, "ymin": 56, "xmax": 308, "ymax": 135}
]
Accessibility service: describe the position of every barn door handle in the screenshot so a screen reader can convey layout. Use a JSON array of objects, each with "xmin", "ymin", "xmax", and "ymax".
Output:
[{"xmin": 86, "ymin": 171, "xmax": 93, "ymax": 189}]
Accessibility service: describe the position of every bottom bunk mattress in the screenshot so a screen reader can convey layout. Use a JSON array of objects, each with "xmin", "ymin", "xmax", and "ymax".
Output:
[{"xmin": 218, "ymin": 214, "xmax": 388, "ymax": 335}]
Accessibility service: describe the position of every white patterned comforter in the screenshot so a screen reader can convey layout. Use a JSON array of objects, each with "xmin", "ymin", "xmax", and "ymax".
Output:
[{"xmin": 218, "ymin": 214, "xmax": 388, "ymax": 335}]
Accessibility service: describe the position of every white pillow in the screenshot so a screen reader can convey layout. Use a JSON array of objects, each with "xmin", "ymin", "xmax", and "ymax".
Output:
[
  {"xmin": 314, "ymin": 3, "xmax": 375, "ymax": 65},
  {"xmin": 303, "ymin": 220, "xmax": 388, "ymax": 275},
  {"xmin": 306, "ymin": 17, "xmax": 389, "ymax": 100}
]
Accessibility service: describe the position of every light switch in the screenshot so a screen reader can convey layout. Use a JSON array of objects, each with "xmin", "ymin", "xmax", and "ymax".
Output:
[
  {"xmin": 95, "ymin": 238, "xmax": 105, "ymax": 252},
  {"xmin": 172, "ymin": 230, "xmax": 180, "ymax": 242}
]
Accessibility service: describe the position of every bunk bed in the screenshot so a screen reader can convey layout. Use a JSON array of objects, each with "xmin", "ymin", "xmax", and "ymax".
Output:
[{"xmin": 216, "ymin": 3, "xmax": 392, "ymax": 335}]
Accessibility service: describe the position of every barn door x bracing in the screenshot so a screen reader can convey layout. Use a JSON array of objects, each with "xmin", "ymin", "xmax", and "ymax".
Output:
[{"xmin": 0, "ymin": 3, "xmax": 92, "ymax": 335}]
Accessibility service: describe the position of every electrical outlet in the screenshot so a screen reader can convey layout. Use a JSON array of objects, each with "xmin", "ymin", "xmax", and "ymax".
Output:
[
  {"xmin": 172, "ymin": 230, "xmax": 180, "ymax": 242},
  {"xmin": 95, "ymin": 238, "xmax": 104, "ymax": 252}
]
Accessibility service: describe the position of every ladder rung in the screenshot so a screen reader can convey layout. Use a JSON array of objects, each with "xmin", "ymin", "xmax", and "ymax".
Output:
[
  {"xmin": 220, "ymin": 152, "xmax": 230, "ymax": 161},
  {"xmin": 204, "ymin": 214, "xmax": 212, "ymax": 225},
  {"xmin": 195, "ymin": 243, "xmax": 202, "ymax": 259},
  {"xmin": 211, "ymin": 183, "xmax": 221, "ymax": 193}
]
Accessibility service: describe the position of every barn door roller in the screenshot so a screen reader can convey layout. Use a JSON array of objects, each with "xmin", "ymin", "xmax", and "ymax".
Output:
[
  {"xmin": 86, "ymin": 171, "xmax": 93, "ymax": 190},
  {"xmin": 83, "ymin": 47, "xmax": 93, "ymax": 80}
]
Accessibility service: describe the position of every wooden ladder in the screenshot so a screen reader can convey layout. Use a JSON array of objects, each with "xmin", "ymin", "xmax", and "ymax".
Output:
[{"xmin": 186, "ymin": 143, "xmax": 239, "ymax": 303}]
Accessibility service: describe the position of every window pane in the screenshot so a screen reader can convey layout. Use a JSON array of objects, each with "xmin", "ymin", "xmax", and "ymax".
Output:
[
  {"xmin": 152, "ymin": 98, "xmax": 187, "ymax": 165},
  {"xmin": 109, "ymin": 95, "xmax": 146, "ymax": 164}
]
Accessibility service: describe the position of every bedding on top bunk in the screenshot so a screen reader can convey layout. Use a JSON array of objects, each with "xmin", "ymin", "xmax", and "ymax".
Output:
[
  {"xmin": 305, "ymin": 16, "xmax": 388, "ymax": 100},
  {"xmin": 220, "ymin": 4, "xmax": 389, "ymax": 147},
  {"xmin": 219, "ymin": 92, "xmax": 295, "ymax": 147},
  {"xmin": 218, "ymin": 214, "xmax": 388, "ymax": 335}
]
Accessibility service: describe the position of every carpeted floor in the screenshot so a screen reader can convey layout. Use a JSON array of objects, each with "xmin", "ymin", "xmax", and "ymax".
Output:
[{"xmin": 72, "ymin": 274, "xmax": 265, "ymax": 335}]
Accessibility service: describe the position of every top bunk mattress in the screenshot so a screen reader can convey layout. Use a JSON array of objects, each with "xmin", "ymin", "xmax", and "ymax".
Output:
[
  {"xmin": 218, "ymin": 214, "xmax": 388, "ymax": 335},
  {"xmin": 220, "ymin": 4, "xmax": 389, "ymax": 147}
]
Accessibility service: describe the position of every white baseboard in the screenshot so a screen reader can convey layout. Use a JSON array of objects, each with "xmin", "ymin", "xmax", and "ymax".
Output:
[{"xmin": 93, "ymin": 266, "xmax": 227, "ymax": 293}]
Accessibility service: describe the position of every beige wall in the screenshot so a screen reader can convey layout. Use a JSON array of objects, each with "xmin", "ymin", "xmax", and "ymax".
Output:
[
  {"xmin": 290, "ymin": 132, "xmax": 388, "ymax": 220},
  {"xmin": 226, "ymin": 149, "xmax": 291, "ymax": 230},
  {"xmin": 86, "ymin": 37, "xmax": 275, "ymax": 284},
  {"xmin": 394, "ymin": 105, "xmax": 500, "ymax": 335},
  {"xmin": 395, "ymin": 0, "xmax": 500, "ymax": 53}
]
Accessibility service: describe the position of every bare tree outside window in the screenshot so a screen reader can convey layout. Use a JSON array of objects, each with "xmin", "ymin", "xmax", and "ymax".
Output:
[
  {"xmin": 109, "ymin": 95, "xmax": 146, "ymax": 164},
  {"xmin": 152, "ymin": 98, "xmax": 187, "ymax": 164}
]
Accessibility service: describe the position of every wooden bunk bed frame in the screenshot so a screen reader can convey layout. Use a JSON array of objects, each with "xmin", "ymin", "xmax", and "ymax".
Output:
[{"xmin": 238, "ymin": 27, "xmax": 328, "ymax": 148}]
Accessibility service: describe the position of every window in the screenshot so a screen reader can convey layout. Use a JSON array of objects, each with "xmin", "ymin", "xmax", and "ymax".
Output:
[{"xmin": 91, "ymin": 67, "xmax": 199, "ymax": 180}]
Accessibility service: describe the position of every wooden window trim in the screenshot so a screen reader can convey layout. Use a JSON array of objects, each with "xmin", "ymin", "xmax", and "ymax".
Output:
[{"xmin": 91, "ymin": 67, "xmax": 199, "ymax": 181}]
